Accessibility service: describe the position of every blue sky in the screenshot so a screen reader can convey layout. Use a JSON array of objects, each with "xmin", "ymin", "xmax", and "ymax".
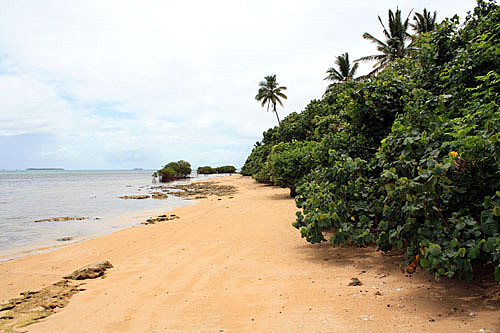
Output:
[{"xmin": 0, "ymin": 0, "xmax": 476, "ymax": 170}]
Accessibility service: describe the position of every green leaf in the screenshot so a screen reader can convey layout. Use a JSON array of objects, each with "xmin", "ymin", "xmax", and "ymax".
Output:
[
  {"xmin": 429, "ymin": 244, "xmax": 442, "ymax": 257},
  {"xmin": 481, "ymin": 210, "xmax": 498, "ymax": 236},
  {"xmin": 484, "ymin": 196, "xmax": 492, "ymax": 209},
  {"xmin": 468, "ymin": 247, "xmax": 480, "ymax": 259},
  {"xmin": 495, "ymin": 265, "xmax": 500, "ymax": 282},
  {"xmin": 449, "ymin": 239, "xmax": 459, "ymax": 248},
  {"xmin": 433, "ymin": 165, "xmax": 446, "ymax": 175},
  {"xmin": 483, "ymin": 238, "xmax": 497, "ymax": 253},
  {"xmin": 420, "ymin": 258, "xmax": 430, "ymax": 268}
]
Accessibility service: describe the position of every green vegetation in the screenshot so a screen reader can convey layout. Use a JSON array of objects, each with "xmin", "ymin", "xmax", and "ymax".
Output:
[
  {"xmin": 197, "ymin": 166, "xmax": 216, "ymax": 174},
  {"xmin": 197, "ymin": 165, "xmax": 237, "ymax": 174},
  {"xmin": 157, "ymin": 160, "xmax": 192, "ymax": 182},
  {"xmin": 215, "ymin": 165, "xmax": 237, "ymax": 174},
  {"xmin": 255, "ymin": 75, "xmax": 287, "ymax": 125},
  {"xmin": 268, "ymin": 141, "xmax": 318, "ymax": 197},
  {"xmin": 242, "ymin": 1, "xmax": 500, "ymax": 282}
]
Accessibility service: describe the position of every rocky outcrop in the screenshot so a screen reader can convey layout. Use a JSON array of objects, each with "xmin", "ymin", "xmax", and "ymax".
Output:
[
  {"xmin": 34, "ymin": 217, "xmax": 87, "ymax": 223},
  {"xmin": 151, "ymin": 192, "xmax": 168, "ymax": 199},
  {"xmin": 166, "ymin": 182, "xmax": 237, "ymax": 199},
  {"xmin": 141, "ymin": 214, "xmax": 179, "ymax": 225},
  {"xmin": 119, "ymin": 195, "xmax": 150, "ymax": 199},
  {"xmin": 63, "ymin": 261, "xmax": 113, "ymax": 280},
  {"xmin": 0, "ymin": 280, "xmax": 82, "ymax": 332}
]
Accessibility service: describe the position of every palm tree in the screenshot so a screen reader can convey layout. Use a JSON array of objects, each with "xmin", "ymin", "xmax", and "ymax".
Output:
[
  {"xmin": 411, "ymin": 9, "xmax": 437, "ymax": 33},
  {"xmin": 357, "ymin": 8, "xmax": 413, "ymax": 74},
  {"xmin": 255, "ymin": 75, "xmax": 287, "ymax": 125},
  {"xmin": 324, "ymin": 52, "xmax": 359, "ymax": 94}
]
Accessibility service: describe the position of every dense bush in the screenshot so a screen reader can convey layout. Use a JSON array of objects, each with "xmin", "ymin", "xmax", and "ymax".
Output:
[
  {"xmin": 215, "ymin": 165, "xmax": 237, "ymax": 173},
  {"xmin": 268, "ymin": 141, "xmax": 318, "ymax": 197},
  {"xmin": 197, "ymin": 165, "xmax": 237, "ymax": 174},
  {"xmin": 240, "ymin": 143, "xmax": 272, "ymax": 177},
  {"xmin": 242, "ymin": 0, "xmax": 500, "ymax": 282},
  {"xmin": 157, "ymin": 160, "xmax": 192, "ymax": 182},
  {"xmin": 197, "ymin": 166, "xmax": 216, "ymax": 174}
]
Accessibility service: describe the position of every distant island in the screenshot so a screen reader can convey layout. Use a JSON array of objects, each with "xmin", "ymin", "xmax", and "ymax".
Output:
[{"xmin": 26, "ymin": 168, "xmax": 65, "ymax": 170}]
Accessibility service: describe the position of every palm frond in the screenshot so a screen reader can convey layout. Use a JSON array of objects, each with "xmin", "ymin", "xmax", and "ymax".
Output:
[
  {"xmin": 362, "ymin": 32, "xmax": 388, "ymax": 49},
  {"xmin": 356, "ymin": 54, "xmax": 385, "ymax": 62}
]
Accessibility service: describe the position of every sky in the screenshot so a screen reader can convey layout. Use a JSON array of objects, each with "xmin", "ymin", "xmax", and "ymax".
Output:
[{"xmin": 0, "ymin": 0, "xmax": 477, "ymax": 170}]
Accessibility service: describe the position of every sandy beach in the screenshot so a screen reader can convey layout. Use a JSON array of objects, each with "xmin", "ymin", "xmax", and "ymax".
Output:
[{"xmin": 0, "ymin": 175, "xmax": 499, "ymax": 332}]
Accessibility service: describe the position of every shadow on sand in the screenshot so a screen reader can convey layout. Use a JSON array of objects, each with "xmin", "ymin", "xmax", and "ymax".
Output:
[{"xmin": 294, "ymin": 241, "xmax": 500, "ymax": 330}]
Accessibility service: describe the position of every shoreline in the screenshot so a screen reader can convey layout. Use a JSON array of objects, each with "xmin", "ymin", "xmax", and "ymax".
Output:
[
  {"xmin": 0, "ymin": 202, "xmax": 195, "ymax": 263},
  {"xmin": 0, "ymin": 172, "xmax": 231, "ymax": 263},
  {"xmin": 0, "ymin": 175, "xmax": 498, "ymax": 332}
]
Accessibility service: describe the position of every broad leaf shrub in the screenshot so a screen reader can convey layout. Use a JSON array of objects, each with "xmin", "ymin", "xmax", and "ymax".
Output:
[
  {"xmin": 240, "ymin": 143, "xmax": 271, "ymax": 177},
  {"xmin": 378, "ymin": 89, "xmax": 500, "ymax": 281},
  {"xmin": 242, "ymin": 0, "xmax": 500, "ymax": 281},
  {"xmin": 294, "ymin": 151, "xmax": 381, "ymax": 246},
  {"xmin": 268, "ymin": 140, "xmax": 318, "ymax": 197}
]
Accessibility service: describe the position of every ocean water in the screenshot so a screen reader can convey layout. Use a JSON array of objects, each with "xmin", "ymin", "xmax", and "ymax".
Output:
[{"xmin": 0, "ymin": 170, "xmax": 214, "ymax": 260}]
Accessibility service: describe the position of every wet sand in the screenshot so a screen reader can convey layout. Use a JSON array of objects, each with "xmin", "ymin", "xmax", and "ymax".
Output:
[{"xmin": 0, "ymin": 175, "xmax": 498, "ymax": 332}]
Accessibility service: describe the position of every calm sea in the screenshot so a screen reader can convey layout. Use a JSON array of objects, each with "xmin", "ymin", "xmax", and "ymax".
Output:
[{"xmin": 0, "ymin": 170, "xmax": 213, "ymax": 261}]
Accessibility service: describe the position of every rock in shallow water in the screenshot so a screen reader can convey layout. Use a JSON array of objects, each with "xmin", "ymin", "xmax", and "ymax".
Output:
[
  {"xmin": 119, "ymin": 195, "xmax": 150, "ymax": 199},
  {"xmin": 151, "ymin": 192, "xmax": 169, "ymax": 199},
  {"xmin": 34, "ymin": 216, "xmax": 87, "ymax": 223}
]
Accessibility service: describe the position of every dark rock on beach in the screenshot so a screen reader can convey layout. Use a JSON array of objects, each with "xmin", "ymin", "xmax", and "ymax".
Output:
[
  {"xmin": 348, "ymin": 278, "xmax": 363, "ymax": 286},
  {"xmin": 141, "ymin": 214, "xmax": 179, "ymax": 225},
  {"xmin": 63, "ymin": 261, "xmax": 113, "ymax": 280},
  {"xmin": 0, "ymin": 280, "xmax": 81, "ymax": 332}
]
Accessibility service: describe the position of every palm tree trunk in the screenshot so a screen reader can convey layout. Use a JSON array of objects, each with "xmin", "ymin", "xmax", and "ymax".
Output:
[{"xmin": 273, "ymin": 103, "xmax": 281, "ymax": 125}]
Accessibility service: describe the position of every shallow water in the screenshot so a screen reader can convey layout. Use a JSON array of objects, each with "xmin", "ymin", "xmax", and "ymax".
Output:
[{"xmin": 0, "ymin": 170, "xmax": 219, "ymax": 260}]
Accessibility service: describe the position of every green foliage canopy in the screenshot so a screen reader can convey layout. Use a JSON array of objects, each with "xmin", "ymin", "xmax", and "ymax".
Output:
[{"xmin": 241, "ymin": 0, "xmax": 500, "ymax": 282}]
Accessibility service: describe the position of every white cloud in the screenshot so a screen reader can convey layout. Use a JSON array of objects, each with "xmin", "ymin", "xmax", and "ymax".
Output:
[{"xmin": 0, "ymin": 0, "xmax": 477, "ymax": 169}]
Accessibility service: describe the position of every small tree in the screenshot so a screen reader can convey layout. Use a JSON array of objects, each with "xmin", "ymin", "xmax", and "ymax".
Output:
[{"xmin": 158, "ymin": 160, "xmax": 192, "ymax": 182}]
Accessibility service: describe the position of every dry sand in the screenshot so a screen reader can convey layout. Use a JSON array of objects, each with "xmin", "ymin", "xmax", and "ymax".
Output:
[{"xmin": 0, "ymin": 175, "xmax": 499, "ymax": 332}]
